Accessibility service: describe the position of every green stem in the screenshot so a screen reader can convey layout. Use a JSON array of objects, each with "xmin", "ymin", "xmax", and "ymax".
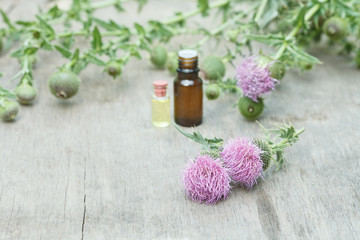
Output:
[
  {"xmin": 254, "ymin": 0, "xmax": 268, "ymax": 23},
  {"xmin": 163, "ymin": 0, "xmax": 230, "ymax": 25},
  {"xmin": 57, "ymin": 30, "xmax": 130, "ymax": 38},
  {"xmin": 85, "ymin": 0, "xmax": 131, "ymax": 10},
  {"xmin": 273, "ymin": 3, "xmax": 322, "ymax": 59}
]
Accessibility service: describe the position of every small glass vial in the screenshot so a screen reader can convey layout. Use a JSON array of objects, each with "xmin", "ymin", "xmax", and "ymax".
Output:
[
  {"xmin": 152, "ymin": 80, "xmax": 170, "ymax": 127},
  {"xmin": 174, "ymin": 49, "xmax": 203, "ymax": 127}
]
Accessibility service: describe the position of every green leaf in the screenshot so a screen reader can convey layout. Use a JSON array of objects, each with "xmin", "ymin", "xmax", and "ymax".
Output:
[
  {"xmin": 24, "ymin": 47, "xmax": 38, "ymax": 55},
  {"xmin": 287, "ymin": 44, "xmax": 321, "ymax": 64},
  {"xmin": 35, "ymin": 15, "xmax": 55, "ymax": 37},
  {"xmin": 93, "ymin": 18, "xmax": 116, "ymax": 31},
  {"xmin": 71, "ymin": 48, "xmax": 80, "ymax": 62},
  {"xmin": 40, "ymin": 38, "xmax": 53, "ymax": 50},
  {"xmin": 255, "ymin": 0, "xmax": 284, "ymax": 28},
  {"xmin": 275, "ymin": 150, "xmax": 285, "ymax": 171},
  {"xmin": 134, "ymin": 23, "xmax": 146, "ymax": 37},
  {"xmin": 55, "ymin": 45, "xmax": 72, "ymax": 58},
  {"xmin": 0, "ymin": 9, "xmax": 14, "ymax": 29},
  {"xmin": 71, "ymin": 60, "xmax": 88, "ymax": 75},
  {"xmin": 173, "ymin": 123, "xmax": 223, "ymax": 152},
  {"xmin": 91, "ymin": 26, "xmax": 102, "ymax": 51},
  {"xmin": 0, "ymin": 85, "xmax": 16, "ymax": 99},
  {"xmin": 246, "ymin": 34, "xmax": 284, "ymax": 45},
  {"xmin": 47, "ymin": 5, "xmax": 63, "ymax": 19},
  {"xmin": 10, "ymin": 49, "xmax": 24, "ymax": 58},
  {"xmin": 136, "ymin": 0, "xmax": 147, "ymax": 12},
  {"xmin": 294, "ymin": 6, "xmax": 307, "ymax": 28},
  {"xmin": 197, "ymin": 0, "xmax": 209, "ymax": 16},
  {"xmin": 15, "ymin": 20, "xmax": 36, "ymax": 26},
  {"xmin": 114, "ymin": 2, "xmax": 125, "ymax": 12},
  {"xmin": 85, "ymin": 53, "xmax": 106, "ymax": 66}
]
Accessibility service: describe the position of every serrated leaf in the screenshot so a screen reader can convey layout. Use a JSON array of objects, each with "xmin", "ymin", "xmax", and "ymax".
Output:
[
  {"xmin": 71, "ymin": 48, "xmax": 80, "ymax": 62},
  {"xmin": 134, "ymin": 23, "xmax": 146, "ymax": 37},
  {"xmin": 114, "ymin": 2, "xmax": 124, "ymax": 12},
  {"xmin": 47, "ymin": 5, "xmax": 63, "ymax": 19},
  {"xmin": 93, "ymin": 18, "xmax": 115, "ymax": 31},
  {"xmin": 294, "ymin": 6, "xmax": 307, "ymax": 27},
  {"xmin": 15, "ymin": 20, "xmax": 36, "ymax": 26},
  {"xmin": 0, "ymin": 86, "xmax": 16, "ymax": 99},
  {"xmin": 71, "ymin": 60, "xmax": 88, "ymax": 75},
  {"xmin": 35, "ymin": 15, "xmax": 55, "ymax": 36},
  {"xmin": 255, "ymin": 0, "xmax": 283, "ymax": 28},
  {"xmin": 40, "ymin": 38, "xmax": 53, "ymax": 50},
  {"xmin": 10, "ymin": 49, "xmax": 24, "ymax": 58},
  {"xmin": 136, "ymin": 0, "xmax": 147, "ymax": 12},
  {"xmin": 24, "ymin": 47, "xmax": 38, "ymax": 55},
  {"xmin": 91, "ymin": 26, "xmax": 102, "ymax": 51},
  {"xmin": 246, "ymin": 34, "xmax": 284, "ymax": 44},
  {"xmin": 55, "ymin": 45, "xmax": 72, "ymax": 58},
  {"xmin": 287, "ymin": 44, "xmax": 321, "ymax": 64},
  {"xmin": 85, "ymin": 53, "xmax": 106, "ymax": 66},
  {"xmin": 0, "ymin": 9, "xmax": 14, "ymax": 29}
]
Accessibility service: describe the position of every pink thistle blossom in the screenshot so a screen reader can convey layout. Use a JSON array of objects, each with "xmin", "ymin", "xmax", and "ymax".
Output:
[
  {"xmin": 183, "ymin": 154, "xmax": 232, "ymax": 205},
  {"xmin": 221, "ymin": 137, "xmax": 263, "ymax": 189},
  {"xmin": 235, "ymin": 56, "xmax": 278, "ymax": 102}
]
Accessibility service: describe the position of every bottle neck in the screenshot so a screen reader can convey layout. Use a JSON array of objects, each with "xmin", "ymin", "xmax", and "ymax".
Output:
[
  {"xmin": 177, "ymin": 70, "xmax": 199, "ymax": 80},
  {"xmin": 177, "ymin": 54, "xmax": 199, "ymax": 79}
]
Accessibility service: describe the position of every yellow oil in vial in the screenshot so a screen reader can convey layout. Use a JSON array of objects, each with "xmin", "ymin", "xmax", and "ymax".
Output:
[{"xmin": 152, "ymin": 96, "xmax": 170, "ymax": 127}]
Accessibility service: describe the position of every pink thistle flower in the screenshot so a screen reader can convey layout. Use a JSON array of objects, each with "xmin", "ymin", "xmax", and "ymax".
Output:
[
  {"xmin": 221, "ymin": 137, "xmax": 263, "ymax": 189},
  {"xmin": 235, "ymin": 56, "xmax": 279, "ymax": 102},
  {"xmin": 183, "ymin": 154, "xmax": 232, "ymax": 205}
]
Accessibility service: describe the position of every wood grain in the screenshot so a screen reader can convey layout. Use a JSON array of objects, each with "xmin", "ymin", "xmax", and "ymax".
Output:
[{"xmin": 0, "ymin": 0, "xmax": 359, "ymax": 239}]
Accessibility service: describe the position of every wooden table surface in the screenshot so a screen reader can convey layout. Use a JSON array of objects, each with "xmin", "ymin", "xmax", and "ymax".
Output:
[{"xmin": 0, "ymin": 0, "xmax": 359, "ymax": 239}]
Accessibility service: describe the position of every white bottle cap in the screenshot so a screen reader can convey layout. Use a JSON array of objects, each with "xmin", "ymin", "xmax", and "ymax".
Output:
[{"xmin": 178, "ymin": 49, "xmax": 197, "ymax": 59}]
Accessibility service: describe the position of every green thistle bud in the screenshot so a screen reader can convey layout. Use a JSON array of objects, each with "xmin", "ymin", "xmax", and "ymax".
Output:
[
  {"xmin": 253, "ymin": 139, "xmax": 272, "ymax": 171},
  {"xmin": 33, "ymin": 31, "xmax": 41, "ymax": 39},
  {"xmin": 323, "ymin": 17, "xmax": 349, "ymax": 41},
  {"xmin": 150, "ymin": 46, "xmax": 168, "ymax": 68},
  {"xmin": 238, "ymin": 96, "xmax": 264, "ymax": 121},
  {"xmin": 269, "ymin": 61, "xmax": 286, "ymax": 80},
  {"xmin": 205, "ymin": 84, "xmax": 221, "ymax": 100},
  {"xmin": 257, "ymin": 55, "xmax": 286, "ymax": 80},
  {"xmin": 106, "ymin": 62, "xmax": 122, "ymax": 78},
  {"xmin": 166, "ymin": 52, "xmax": 178, "ymax": 75},
  {"xmin": 200, "ymin": 55, "xmax": 226, "ymax": 80},
  {"xmin": 14, "ymin": 82, "xmax": 37, "ymax": 105},
  {"xmin": 0, "ymin": 100, "xmax": 20, "ymax": 121},
  {"xmin": 226, "ymin": 30, "xmax": 238, "ymax": 42},
  {"xmin": 48, "ymin": 70, "xmax": 81, "ymax": 99}
]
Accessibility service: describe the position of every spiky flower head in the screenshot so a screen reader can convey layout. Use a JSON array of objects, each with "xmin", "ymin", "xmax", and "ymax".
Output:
[
  {"xmin": 236, "ymin": 56, "xmax": 279, "ymax": 102},
  {"xmin": 221, "ymin": 137, "xmax": 263, "ymax": 188},
  {"xmin": 183, "ymin": 154, "xmax": 232, "ymax": 205}
]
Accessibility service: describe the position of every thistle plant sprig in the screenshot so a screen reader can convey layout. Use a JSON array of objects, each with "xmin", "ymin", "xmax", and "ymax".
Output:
[
  {"xmin": 176, "ymin": 120, "xmax": 304, "ymax": 205},
  {"xmin": 255, "ymin": 121, "xmax": 305, "ymax": 171}
]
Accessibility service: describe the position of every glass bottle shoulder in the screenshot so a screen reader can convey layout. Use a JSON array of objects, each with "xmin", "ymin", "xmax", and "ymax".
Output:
[
  {"xmin": 152, "ymin": 94, "xmax": 170, "ymax": 101},
  {"xmin": 174, "ymin": 76, "xmax": 202, "ymax": 86}
]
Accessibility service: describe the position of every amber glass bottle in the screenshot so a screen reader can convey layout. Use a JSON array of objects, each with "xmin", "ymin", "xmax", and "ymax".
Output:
[{"xmin": 174, "ymin": 49, "xmax": 203, "ymax": 127}]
